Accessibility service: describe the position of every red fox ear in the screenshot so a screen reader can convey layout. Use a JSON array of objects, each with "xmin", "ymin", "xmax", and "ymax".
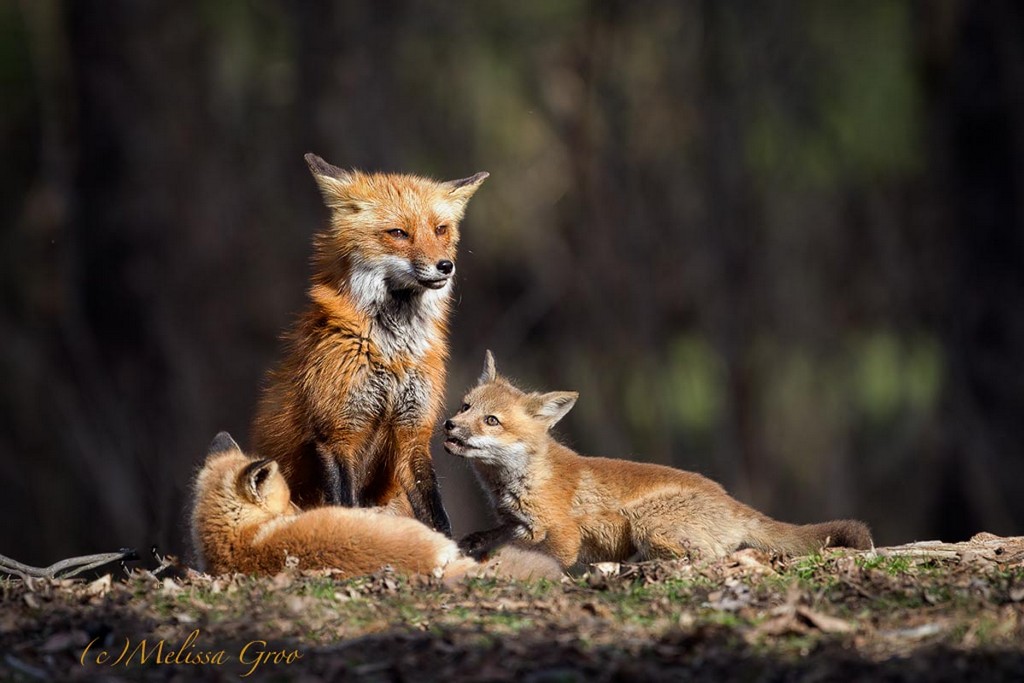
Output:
[
  {"xmin": 207, "ymin": 431, "xmax": 241, "ymax": 457},
  {"xmin": 241, "ymin": 458, "xmax": 279, "ymax": 503},
  {"xmin": 445, "ymin": 172, "xmax": 489, "ymax": 206},
  {"xmin": 305, "ymin": 153, "xmax": 361, "ymax": 212},
  {"xmin": 305, "ymin": 153, "xmax": 351, "ymax": 181},
  {"xmin": 478, "ymin": 350, "xmax": 497, "ymax": 385},
  {"xmin": 530, "ymin": 391, "xmax": 579, "ymax": 428}
]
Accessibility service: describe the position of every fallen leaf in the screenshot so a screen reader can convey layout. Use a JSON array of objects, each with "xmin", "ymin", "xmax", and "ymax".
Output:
[
  {"xmin": 730, "ymin": 548, "xmax": 775, "ymax": 574},
  {"xmin": 796, "ymin": 606, "xmax": 853, "ymax": 634},
  {"xmin": 591, "ymin": 562, "xmax": 621, "ymax": 577},
  {"xmin": 86, "ymin": 574, "xmax": 112, "ymax": 597},
  {"xmin": 284, "ymin": 552, "xmax": 300, "ymax": 569},
  {"xmin": 880, "ymin": 623, "xmax": 946, "ymax": 640},
  {"xmin": 747, "ymin": 611, "xmax": 807, "ymax": 640}
]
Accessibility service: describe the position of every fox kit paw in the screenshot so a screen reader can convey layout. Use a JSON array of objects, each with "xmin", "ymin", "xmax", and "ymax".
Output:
[{"xmin": 458, "ymin": 531, "xmax": 495, "ymax": 561}]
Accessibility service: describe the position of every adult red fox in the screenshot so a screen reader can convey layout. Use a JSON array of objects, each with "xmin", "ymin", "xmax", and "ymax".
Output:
[
  {"xmin": 444, "ymin": 352, "xmax": 873, "ymax": 569},
  {"xmin": 190, "ymin": 432, "xmax": 560, "ymax": 580},
  {"xmin": 251, "ymin": 154, "xmax": 488, "ymax": 535}
]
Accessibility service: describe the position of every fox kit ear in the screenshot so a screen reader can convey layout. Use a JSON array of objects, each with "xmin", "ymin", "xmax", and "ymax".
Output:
[
  {"xmin": 305, "ymin": 152, "xmax": 360, "ymax": 211},
  {"xmin": 241, "ymin": 458, "xmax": 279, "ymax": 503},
  {"xmin": 305, "ymin": 153, "xmax": 350, "ymax": 180},
  {"xmin": 478, "ymin": 350, "xmax": 497, "ymax": 385},
  {"xmin": 208, "ymin": 431, "xmax": 241, "ymax": 457},
  {"xmin": 445, "ymin": 171, "xmax": 489, "ymax": 206},
  {"xmin": 529, "ymin": 391, "xmax": 579, "ymax": 428}
]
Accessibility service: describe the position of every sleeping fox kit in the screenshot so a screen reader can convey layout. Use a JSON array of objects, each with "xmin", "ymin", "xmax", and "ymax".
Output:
[
  {"xmin": 444, "ymin": 352, "xmax": 873, "ymax": 570},
  {"xmin": 250, "ymin": 153, "xmax": 488, "ymax": 536},
  {"xmin": 190, "ymin": 432, "xmax": 561, "ymax": 580}
]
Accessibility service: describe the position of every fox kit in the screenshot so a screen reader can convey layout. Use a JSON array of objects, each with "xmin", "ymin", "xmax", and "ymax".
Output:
[
  {"xmin": 191, "ymin": 432, "xmax": 560, "ymax": 580},
  {"xmin": 251, "ymin": 153, "xmax": 488, "ymax": 536},
  {"xmin": 444, "ymin": 352, "xmax": 873, "ymax": 569}
]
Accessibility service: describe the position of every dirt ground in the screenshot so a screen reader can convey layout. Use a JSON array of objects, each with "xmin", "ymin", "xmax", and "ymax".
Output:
[{"xmin": 2, "ymin": 534, "xmax": 1023, "ymax": 682}]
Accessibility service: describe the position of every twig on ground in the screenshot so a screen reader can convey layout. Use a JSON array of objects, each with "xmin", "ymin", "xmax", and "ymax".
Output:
[
  {"xmin": 0, "ymin": 548, "xmax": 137, "ymax": 580},
  {"xmin": 872, "ymin": 548, "xmax": 961, "ymax": 560}
]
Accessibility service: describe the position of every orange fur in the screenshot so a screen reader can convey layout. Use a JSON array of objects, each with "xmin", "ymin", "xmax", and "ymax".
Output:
[
  {"xmin": 190, "ymin": 433, "xmax": 462, "ymax": 577},
  {"xmin": 251, "ymin": 154, "xmax": 488, "ymax": 535},
  {"xmin": 445, "ymin": 353, "xmax": 873, "ymax": 569}
]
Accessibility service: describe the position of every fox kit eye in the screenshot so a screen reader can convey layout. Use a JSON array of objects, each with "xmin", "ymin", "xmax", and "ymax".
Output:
[
  {"xmin": 484, "ymin": 415, "xmax": 500, "ymax": 427},
  {"xmin": 435, "ymin": 224, "xmax": 449, "ymax": 237},
  {"xmin": 459, "ymin": 403, "xmax": 470, "ymax": 413},
  {"xmin": 387, "ymin": 228, "xmax": 409, "ymax": 239}
]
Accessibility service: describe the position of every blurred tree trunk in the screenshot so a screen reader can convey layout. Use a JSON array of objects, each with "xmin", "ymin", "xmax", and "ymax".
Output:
[
  {"xmin": 59, "ymin": 0, "xmax": 208, "ymax": 556},
  {"xmin": 699, "ymin": 0, "xmax": 764, "ymax": 504},
  {"xmin": 927, "ymin": 0, "xmax": 1024, "ymax": 539}
]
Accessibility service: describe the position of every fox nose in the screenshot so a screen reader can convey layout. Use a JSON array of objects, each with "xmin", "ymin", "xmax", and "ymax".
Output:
[
  {"xmin": 436, "ymin": 260, "xmax": 454, "ymax": 276},
  {"xmin": 444, "ymin": 419, "xmax": 455, "ymax": 431}
]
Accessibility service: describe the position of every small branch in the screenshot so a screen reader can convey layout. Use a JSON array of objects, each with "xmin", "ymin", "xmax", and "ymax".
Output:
[
  {"xmin": 864, "ymin": 536, "xmax": 1024, "ymax": 564},
  {"xmin": 0, "ymin": 548, "xmax": 137, "ymax": 580},
  {"xmin": 872, "ymin": 547, "xmax": 961, "ymax": 560},
  {"xmin": 147, "ymin": 546, "xmax": 182, "ymax": 578}
]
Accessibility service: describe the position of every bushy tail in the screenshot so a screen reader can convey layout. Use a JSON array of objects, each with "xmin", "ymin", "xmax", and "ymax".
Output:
[
  {"xmin": 746, "ymin": 518, "xmax": 873, "ymax": 556},
  {"xmin": 445, "ymin": 547, "xmax": 564, "ymax": 582}
]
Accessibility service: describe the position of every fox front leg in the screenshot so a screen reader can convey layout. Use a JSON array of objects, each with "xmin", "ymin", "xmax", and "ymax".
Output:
[
  {"xmin": 406, "ymin": 450, "xmax": 452, "ymax": 537},
  {"xmin": 392, "ymin": 422, "xmax": 452, "ymax": 536},
  {"xmin": 315, "ymin": 441, "xmax": 356, "ymax": 507}
]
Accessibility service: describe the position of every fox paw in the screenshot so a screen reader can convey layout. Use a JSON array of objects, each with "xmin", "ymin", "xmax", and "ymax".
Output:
[{"xmin": 458, "ymin": 532, "xmax": 494, "ymax": 561}]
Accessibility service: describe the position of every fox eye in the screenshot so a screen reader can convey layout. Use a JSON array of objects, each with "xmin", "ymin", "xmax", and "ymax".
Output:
[
  {"xmin": 484, "ymin": 415, "xmax": 500, "ymax": 427},
  {"xmin": 460, "ymin": 403, "xmax": 470, "ymax": 413},
  {"xmin": 387, "ymin": 228, "xmax": 409, "ymax": 239},
  {"xmin": 435, "ymin": 224, "xmax": 449, "ymax": 236}
]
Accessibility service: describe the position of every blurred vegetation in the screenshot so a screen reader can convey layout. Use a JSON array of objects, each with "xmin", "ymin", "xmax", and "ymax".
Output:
[{"xmin": 1, "ymin": 0, "xmax": 1022, "ymax": 563}]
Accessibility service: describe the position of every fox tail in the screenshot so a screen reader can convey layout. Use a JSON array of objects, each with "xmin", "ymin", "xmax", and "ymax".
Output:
[{"xmin": 745, "ymin": 518, "xmax": 873, "ymax": 556}]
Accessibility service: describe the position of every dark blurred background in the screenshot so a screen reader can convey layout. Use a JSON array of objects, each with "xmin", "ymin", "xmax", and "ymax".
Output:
[{"xmin": 2, "ymin": 1, "xmax": 1023, "ymax": 564}]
